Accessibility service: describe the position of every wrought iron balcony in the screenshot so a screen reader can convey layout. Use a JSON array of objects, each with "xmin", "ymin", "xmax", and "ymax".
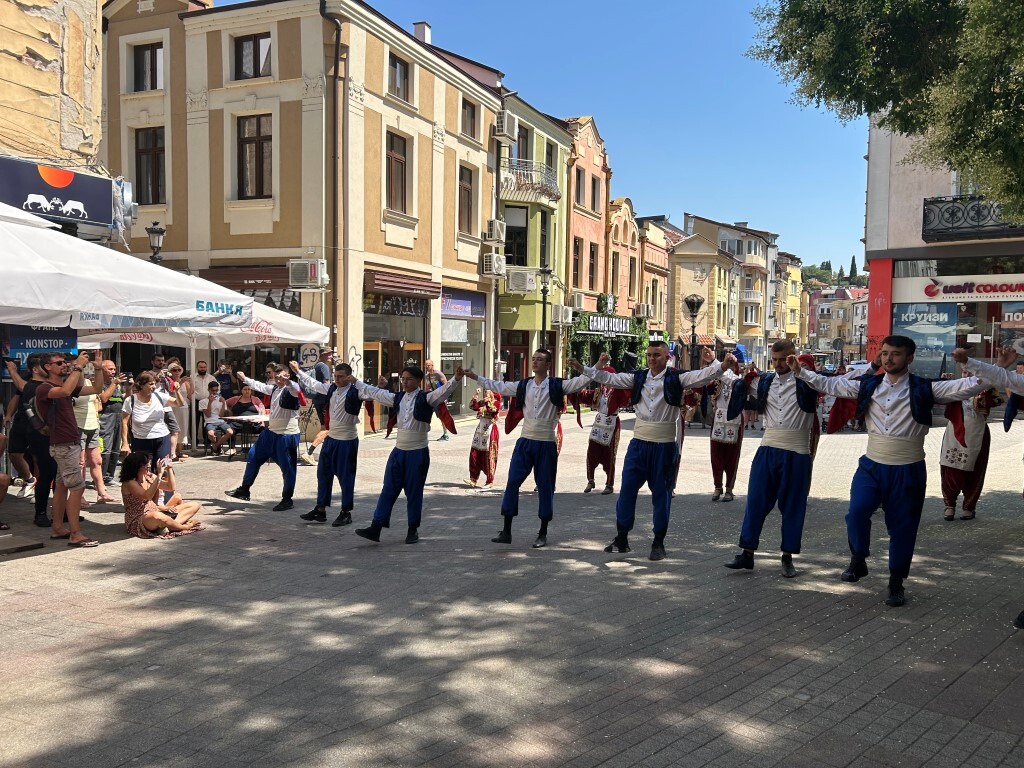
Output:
[
  {"xmin": 500, "ymin": 158, "xmax": 561, "ymax": 204},
  {"xmin": 740, "ymin": 289, "xmax": 762, "ymax": 302},
  {"xmin": 922, "ymin": 195, "xmax": 1022, "ymax": 242}
]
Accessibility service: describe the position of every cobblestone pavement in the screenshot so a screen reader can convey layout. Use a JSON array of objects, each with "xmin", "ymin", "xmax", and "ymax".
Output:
[{"xmin": 2, "ymin": 414, "xmax": 1024, "ymax": 767}]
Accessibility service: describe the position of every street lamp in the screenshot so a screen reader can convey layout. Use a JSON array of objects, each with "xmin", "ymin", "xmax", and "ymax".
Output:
[
  {"xmin": 145, "ymin": 221, "xmax": 166, "ymax": 263},
  {"xmin": 539, "ymin": 259, "xmax": 552, "ymax": 344},
  {"xmin": 683, "ymin": 293, "xmax": 705, "ymax": 370}
]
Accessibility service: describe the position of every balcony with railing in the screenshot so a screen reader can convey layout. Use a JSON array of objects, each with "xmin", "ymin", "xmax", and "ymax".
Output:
[
  {"xmin": 500, "ymin": 159, "xmax": 561, "ymax": 205},
  {"xmin": 740, "ymin": 289, "xmax": 762, "ymax": 302},
  {"xmin": 922, "ymin": 195, "xmax": 1022, "ymax": 242}
]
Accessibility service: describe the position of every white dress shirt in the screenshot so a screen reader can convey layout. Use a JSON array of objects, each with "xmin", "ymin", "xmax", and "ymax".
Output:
[
  {"xmin": 475, "ymin": 374, "xmax": 591, "ymax": 441},
  {"xmin": 296, "ymin": 369, "xmax": 362, "ymax": 440},
  {"xmin": 585, "ymin": 364, "xmax": 723, "ymax": 424},
  {"xmin": 240, "ymin": 374, "xmax": 302, "ymax": 434},
  {"xmin": 355, "ymin": 377, "xmax": 460, "ymax": 449},
  {"xmin": 759, "ymin": 370, "xmax": 817, "ymax": 432},
  {"xmin": 965, "ymin": 358, "xmax": 1024, "ymax": 396}
]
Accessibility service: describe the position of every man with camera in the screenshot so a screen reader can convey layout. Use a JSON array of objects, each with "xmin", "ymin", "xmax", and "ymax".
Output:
[{"xmin": 98, "ymin": 359, "xmax": 130, "ymax": 486}]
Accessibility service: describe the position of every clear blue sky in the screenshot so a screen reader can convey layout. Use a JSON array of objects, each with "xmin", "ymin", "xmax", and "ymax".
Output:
[{"xmin": 241, "ymin": 0, "xmax": 869, "ymax": 272}]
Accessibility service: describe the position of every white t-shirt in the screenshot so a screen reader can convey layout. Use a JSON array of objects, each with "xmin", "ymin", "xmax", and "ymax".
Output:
[
  {"xmin": 125, "ymin": 392, "xmax": 171, "ymax": 439},
  {"xmin": 198, "ymin": 396, "xmax": 226, "ymax": 418}
]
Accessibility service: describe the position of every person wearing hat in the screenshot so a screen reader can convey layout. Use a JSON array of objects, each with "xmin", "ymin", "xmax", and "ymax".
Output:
[
  {"xmin": 582, "ymin": 365, "xmax": 631, "ymax": 495},
  {"xmin": 937, "ymin": 367, "xmax": 999, "ymax": 522},
  {"xmin": 708, "ymin": 350, "xmax": 750, "ymax": 502},
  {"xmin": 723, "ymin": 339, "xmax": 822, "ymax": 578}
]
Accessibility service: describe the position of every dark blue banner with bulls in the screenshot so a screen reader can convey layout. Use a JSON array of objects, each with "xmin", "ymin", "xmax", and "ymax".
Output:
[{"xmin": 0, "ymin": 154, "xmax": 113, "ymax": 227}]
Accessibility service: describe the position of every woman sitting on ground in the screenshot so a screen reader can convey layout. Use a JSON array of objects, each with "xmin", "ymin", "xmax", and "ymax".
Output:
[{"xmin": 119, "ymin": 451, "xmax": 202, "ymax": 538}]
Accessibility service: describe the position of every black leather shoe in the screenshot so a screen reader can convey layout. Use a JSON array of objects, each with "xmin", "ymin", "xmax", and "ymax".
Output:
[
  {"xmin": 781, "ymin": 556, "xmax": 797, "ymax": 578},
  {"xmin": 491, "ymin": 530, "xmax": 512, "ymax": 544},
  {"xmin": 1014, "ymin": 610, "xmax": 1024, "ymax": 630},
  {"xmin": 331, "ymin": 511, "xmax": 352, "ymax": 527},
  {"xmin": 841, "ymin": 559, "xmax": 869, "ymax": 582},
  {"xmin": 885, "ymin": 585, "xmax": 906, "ymax": 607},
  {"xmin": 532, "ymin": 534, "xmax": 547, "ymax": 549},
  {"xmin": 649, "ymin": 542, "xmax": 666, "ymax": 561},
  {"xmin": 405, "ymin": 527, "xmax": 419, "ymax": 544},
  {"xmin": 225, "ymin": 487, "xmax": 250, "ymax": 501},
  {"xmin": 272, "ymin": 499, "xmax": 294, "ymax": 512},
  {"xmin": 355, "ymin": 525, "xmax": 381, "ymax": 542},
  {"xmin": 34, "ymin": 515, "xmax": 52, "ymax": 528},
  {"xmin": 299, "ymin": 508, "xmax": 326, "ymax": 522},
  {"xmin": 604, "ymin": 537, "xmax": 630, "ymax": 553},
  {"xmin": 724, "ymin": 552, "xmax": 754, "ymax": 570}
]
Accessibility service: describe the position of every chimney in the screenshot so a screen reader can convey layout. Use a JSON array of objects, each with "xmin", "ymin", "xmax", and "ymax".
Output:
[
  {"xmin": 734, "ymin": 221, "xmax": 748, "ymax": 228},
  {"xmin": 413, "ymin": 21, "xmax": 431, "ymax": 44}
]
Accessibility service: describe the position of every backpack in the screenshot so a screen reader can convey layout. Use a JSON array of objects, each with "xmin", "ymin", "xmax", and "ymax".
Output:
[{"xmin": 22, "ymin": 390, "xmax": 52, "ymax": 435}]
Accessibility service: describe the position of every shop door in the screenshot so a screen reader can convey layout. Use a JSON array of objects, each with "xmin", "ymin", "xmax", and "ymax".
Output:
[
  {"xmin": 363, "ymin": 342, "xmax": 382, "ymax": 433},
  {"xmin": 506, "ymin": 347, "xmax": 529, "ymax": 381}
]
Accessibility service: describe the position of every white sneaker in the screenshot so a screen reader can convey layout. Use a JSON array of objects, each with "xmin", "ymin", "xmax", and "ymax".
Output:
[
  {"xmin": 19, "ymin": 477, "xmax": 37, "ymax": 497},
  {"xmin": 300, "ymin": 453, "xmax": 316, "ymax": 466}
]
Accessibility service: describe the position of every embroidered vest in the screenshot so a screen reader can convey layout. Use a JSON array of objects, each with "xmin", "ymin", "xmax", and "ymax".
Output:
[
  {"xmin": 385, "ymin": 389, "xmax": 458, "ymax": 436},
  {"xmin": 724, "ymin": 378, "xmax": 753, "ymax": 421},
  {"xmin": 326, "ymin": 383, "xmax": 363, "ymax": 416},
  {"xmin": 755, "ymin": 372, "xmax": 817, "ymax": 415},
  {"xmin": 855, "ymin": 373, "xmax": 934, "ymax": 426},
  {"xmin": 631, "ymin": 368, "xmax": 683, "ymax": 407}
]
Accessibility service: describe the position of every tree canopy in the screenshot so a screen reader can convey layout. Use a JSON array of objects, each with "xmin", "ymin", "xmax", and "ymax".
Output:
[{"xmin": 751, "ymin": 0, "xmax": 1024, "ymax": 219}]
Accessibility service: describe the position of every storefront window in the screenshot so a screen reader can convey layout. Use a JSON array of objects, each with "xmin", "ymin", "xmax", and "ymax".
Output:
[
  {"xmin": 891, "ymin": 302, "xmax": 957, "ymax": 377},
  {"xmin": 440, "ymin": 289, "xmax": 486, "ymax": 415},
  {"xmin": 894, "ymin": 255, "xmax": 1024, "ymax": 277}
]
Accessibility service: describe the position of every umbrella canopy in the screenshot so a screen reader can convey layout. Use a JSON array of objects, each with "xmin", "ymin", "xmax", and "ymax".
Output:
[
  {"xmin": 0, "ymin": 201, "xmax": 252, "ymax": 329},
  {"xmin": 81, "ymin": 301, "xmax": 329, "ymax": 348}
]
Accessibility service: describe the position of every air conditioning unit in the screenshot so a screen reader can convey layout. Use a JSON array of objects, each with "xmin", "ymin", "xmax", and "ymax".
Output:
[
  {"xmin": 571, "ymin": 293, "xmax": 585, "ymax": 310},
  {"xmin": 506, "ymin": 270, "xmax": 537, "ymax": 294},
  {"xmin": 481, "ymin": 252, "xmax": 507, "ymax": 279},
  {"xmin": 632, "ymin": 303, "xmax": 653, "ymax": 319},
  {"xmin": 495, "ymin": 110, "xmax": 518, "ymax": 145},
  {"xmin": 558, "ymin": 306, "xmax": 574, "ymax": 325},
  {"xmin": 483, "ymin": 219, "xmax": 506, "ymax": 244},
  {"xmin": 288, "ymin": 258, "xmax": 329, "ymax": 288}
]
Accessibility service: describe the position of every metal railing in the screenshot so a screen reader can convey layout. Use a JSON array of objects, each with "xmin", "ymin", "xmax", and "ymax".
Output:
[
  {"xmin": 500, "ymin": 158, "xmax": 561, "ymax": 201},
  {"xmin": 922, "ymin": 195, "xmax": 1021, "ymax": 242}
]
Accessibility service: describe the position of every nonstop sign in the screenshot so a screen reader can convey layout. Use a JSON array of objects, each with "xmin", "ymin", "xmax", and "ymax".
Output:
[
  {"xmin": 893, "ymin": 273, "xmax": 1024, "ymax": 303},
  {"xmin": 2, "ymin": 325, "xmax": 78, "ymax": 379},
  {"xmin": 0, "ymin": 155, "xmax": 115, "ymax": 228}
]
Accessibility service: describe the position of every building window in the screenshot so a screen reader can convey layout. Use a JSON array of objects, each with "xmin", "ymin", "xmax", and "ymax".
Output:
[
  {"xmin": 588, "ymin": 243, "xmax": 597, "ymax": 291},
  {"xmin": 745, "ymin": 275, "xmax": 753, "ymax": 290},
  {"xmin": 611, "ymin": 252, "xmax": 619, "ymax": 293},
  {"xmin": 539, "ymin": 210, "xmax": 549, "ymax": 268},
  {"xmin": 572, "ymin": 238, "xmax": 581, "ymax": 288},
  {"xmin": 545, "ymin": 141, "xmax": 555, "ymax": 169},
  {"xmin": 234, "ymin": 33, "xmax": 271, "ymax": 80},
  {"xmin": 789, "ymin": 309, "xmax": 797, "ymax": 325},
  {"xmin": 505, "ymin": 207, "xmax": 528, "ymax": 267},
  {"xmin": 612, "ymin": 224, "xmax": 619, "ymax": 242},
  {"xmin": 388, "ymin": 53, "xmax": 410, "ymax": 102},
  {"xmin": 652, "ymin": 278, "xmax": 660, "ymax": 318},
  {"xmin": 461, "ymin": 99, "xmax": 477, "ymax": 139},
  {"xmin": 590, "ymin": 176, "xmax": 600, "ymax": 212},
  {"xmin": 515, "ymin": 125, "xmax": 530, "ymax": 160},
  {"xmin": 744, "ymin": 305, "xmax": 759, "ymax": 325},
  {"xmin": 135, "ymin": 127, "xmax": 165, "ymax": 205},
  {"xmin": 574, "ymin": 168, "xmax": 586, "ymax": 205},
  {"xmin": 385, "ymin": 131, "xmax": 407, "ymax": 213},
  {"xmin": 457, "ymin": 166, "xmax": 473, "ymax": 235},
  {"xmin": 237, "ymin": 114, "xmax": 272, "ymax": 200},
  {"xmin": 629, "ymin": 257, "xmax": 637, "ymax": 298},
  {"xmin": 133, "ymin": 43, "xmax": 163, "ymax": 92}
]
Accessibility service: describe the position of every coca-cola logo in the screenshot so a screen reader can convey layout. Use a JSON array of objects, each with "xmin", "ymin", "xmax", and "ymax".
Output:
[
  {"xmin": 247, "ymin": 318, "xmax": 279, "ymax": 343},
  {"xmin": 117, "ymin": 333, "xmax": 154, "ymax": 342}
]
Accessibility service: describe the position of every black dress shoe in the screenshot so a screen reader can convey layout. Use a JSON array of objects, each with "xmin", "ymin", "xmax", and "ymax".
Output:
[
  {"xmin": 272, "ymin": 499, "xmax": 294, "ymax": 512},
  {"xmin": 491, "ymin": 530, "xmax": 512, "ymax": 544},
  {"xmin": 225, "ymin": 487, "xmax": 250, "ymax": 501},
  {"xmin": 331, "ymin": 511, "xmax": 352, "ymax": 527},
  {"xmin": 355, "ymin": 525, "xmax": 381, "ymax": 542},
  {"xmin": 841, "ymin": 559, "xmax": 869, "ymax": 582},
  {"xmin": 604, "ymin": 537, "xmax": 630, "ymax": 553},
  {"xmin": 34, "ymin": 515, "xmax": 53, "ymax": 528},
  {"xmin": 1014, "ymin": 609, "xmax": 1024, "ymax": 630},
  {"xmin": 649, "ymin": 542, "xmax": 666, "ymax": 561},
  {"xmin": 724, "ymin": 552, "xmax": 754, "ymax": 570},
  {"xmin": 405, "ymin": 527, "xmax": 419, "ymax": 544},
  {"xmin": 532, "ymin": 534, "xmax": 547, "ymax": 549},
  {"xmin": 299, "ymin": 508, "xmax": 326, "ymax": 523},
  {"xmin": 781, "ymin": 556, "xmax": 797, "ymax": 578},
  {"xmin": 885, "ymin": 585, "xmax": 906, "ymax": 607}
]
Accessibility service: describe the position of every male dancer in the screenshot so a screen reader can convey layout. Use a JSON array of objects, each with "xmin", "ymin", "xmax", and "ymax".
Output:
[
  {"xmin": 291, "ymin": 360, "xmax": 363, "ymax": 526},
  {"xmin": 340, "ymin": 365, "xmax": 461, "ymax": 544},
  {"xmin": 571, "ymin": 342, "xmax": 734, "ymax": 560},
  {"xmin": 791, "ymin": 336, "xmax": 988, "ymax": 606},
  {"xmin": 951, "ymin": 345, "xmax": 1024, "ymax": 627},
  {"xmin": 466, "ymin": 349, "xmax": 592, "ymax": 548},
  {"xmin": 225, "ymin": 364, "xmax": 303, "ymax": 511},
  {"xmin": 722, "ymin": 340, "xmax": 822, "ymax": 578},
  {"xmin": 582, "ymin": 366, "xmax": 631, "ymax": 495}
]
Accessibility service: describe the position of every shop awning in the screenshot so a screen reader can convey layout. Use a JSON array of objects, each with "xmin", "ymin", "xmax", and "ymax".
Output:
[
  {"xmin": 364, "ymin": 270, "xmax": 441, "ymax": 299},
  {"xmin": 687, "ymin": 334, "xmax": 715, "ymax": 346},
  {"xmin": 715, "ymin": 334, "xmax": 737, "ymax": 346}
]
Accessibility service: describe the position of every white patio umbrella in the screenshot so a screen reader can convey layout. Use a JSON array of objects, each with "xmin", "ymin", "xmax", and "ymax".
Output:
[{"xmin": 0, "ymin": 201, "xmax": 253, "ymax": 329}]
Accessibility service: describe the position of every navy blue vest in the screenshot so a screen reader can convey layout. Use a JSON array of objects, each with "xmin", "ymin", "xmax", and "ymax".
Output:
[
  {"xmin": 393, "ymin": 389, "xmax": 434, "ymax": 424},
  {"xmin": 855, "ymin": 373, "xmax": 934, "ymax": 426},
  {"xmin": 515, "ymin": 377, "xmax": 566, "ymax": 409},
  {"xmin": 724, "ymin": 377, "xmax": 753, "ymax": 421},
  {"xmin": 755, "ymin": 372, "xmax": 818, "ymax": 415},
  {"xmin": 277, "ymin": 385, "xmax": 300, "ymax": 411},
  {"xmin": 631, "ymin": 368, "xmax": 684, "ymax": 407},
  {"xmin": 326, "ymin": 383, "xmax": 363, "ymax": 416}
]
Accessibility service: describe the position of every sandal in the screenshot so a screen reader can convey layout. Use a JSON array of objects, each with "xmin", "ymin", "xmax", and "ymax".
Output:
[
  {"xmin": 943, "ymin": 507, "xmax": 955, "ymax": 521},
  {"xmin": 67, "ymin": 538, "xmax": 99, "ymax": 548},
  {"xmin": 712, "ymin": 488, "xmax": 723, "ymax": 501},
  {"xmin": 96, "ymin": 496, "xmax": 118, "ymax": 503}
]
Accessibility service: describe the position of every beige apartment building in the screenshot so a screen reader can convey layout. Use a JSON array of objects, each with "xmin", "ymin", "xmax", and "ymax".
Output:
[{"xmin": 102, "ymin": 0, "xmax": 500, "ymax": 419}]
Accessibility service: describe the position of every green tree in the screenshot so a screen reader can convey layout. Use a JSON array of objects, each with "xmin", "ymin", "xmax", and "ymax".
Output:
[
  {"xmin": 838, "ymin": 265, "xmax": 846, "ymax": 282},
  {"xmin": 752, "ymin": 1, "xmax": 1024, "ymax": 219},
  {"xmin": 801, "ymin": 264, "xmax": 833, "ymax": 284},
  {"xmin": 849, "ymin": 256, "xmax": 858, "ymax": 279}
]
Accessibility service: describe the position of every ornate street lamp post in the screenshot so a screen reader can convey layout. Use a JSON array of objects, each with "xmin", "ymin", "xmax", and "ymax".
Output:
[
  {"xmin": 539, "ymin": 258, "xmax": 552, "ymax": 343},
  {"xmin": 145, "ymin": 221, "xmax": 166, "ymax": 264},
  {"xmin": 683, "ymin": 293, "xmax": 705, "ymax": 370}
]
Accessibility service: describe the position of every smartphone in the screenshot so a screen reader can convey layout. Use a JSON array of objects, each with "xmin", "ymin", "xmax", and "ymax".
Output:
[{"xmin": 160, "ymin": 457, "xmax": 172, "ymax": 468}]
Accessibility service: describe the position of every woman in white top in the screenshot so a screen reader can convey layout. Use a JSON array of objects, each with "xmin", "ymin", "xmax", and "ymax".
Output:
[
  {"xmin": 74, "ymin": 376, "xmax": 117, "ymax": 503},
  {"xmin": 167, "ymin": 363, "xmax": 192, "ymax": 461},
  {"xmin": 120, "ymin": 372, "xmax": 172, "ymax": 471}
]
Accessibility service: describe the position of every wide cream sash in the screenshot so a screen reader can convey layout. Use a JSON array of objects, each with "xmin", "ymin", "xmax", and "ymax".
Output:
[
  {"xmin": 633, "ymin": 418, "xmax": 677, "ymax": 443},
  {"xmin": 329, "ymin": 423, "xmax": 358, "ymax": 441},
  {"xmin": 761, "ymin": 427, "xmax": 810, "ymax": 455},
  {"xmin": 866, "ymin": 434, "xmax": 925, "ymax": 465},
  {"xmin": 522, "ymin": 418, "xmax": 558, "ymax": 442},
  {"xmin": 396, "ymin": 430, "xmax": 429, "ymax": 450},
  {"xmin": 269, "ymin": 417, "xmax": 299, "ymax": 435}
]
